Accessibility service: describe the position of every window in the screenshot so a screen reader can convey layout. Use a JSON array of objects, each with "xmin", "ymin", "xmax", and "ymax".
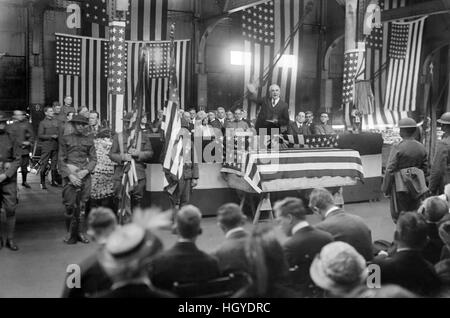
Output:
[{"xmin": 230, "ymin": 51, "xmax": 251, "ymax": 66}]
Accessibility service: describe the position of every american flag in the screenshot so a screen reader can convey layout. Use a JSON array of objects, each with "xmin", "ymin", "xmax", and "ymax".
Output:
[
  {"xmin": 126, "ymin": 0, "xmax": 168, "ymax": 41},
  {"xmin": 162, "ymin": 27, "xmax": 184, "ymax": 193},
  {"xmin": 56, "ymin": 33, "xmax": 109, "ymax": 118},
  {"xmin": 384, "ymin": 17, "xmax": 426, "ymax": 112},
  {"xmin": 83, "ymin": 0, "xmax": 108, "ymax": 26},
  {"xmin": 117, "ymin": 46, "xmax": 149, "ymax": 223},
  {"xmin": 125, "ymin": 39, "xmax": 190, "ymax": 121},
  {"xmin": 342, "ymin": 50, "xmax": 364, "ymax": 105},
  {"xmin": 147, "ymin": 42, "xmax": 170, "ymax": 78},
  {"xmin": 242, "ymin": 0, "xmax": 305, "ymax": 120},
  {"xmin": 108, "ymin": 21, "xmax": 127, "ymax": 132},
  {"xmin": 362, "ymin": 0, "xmax": 411, "ymax": 128}
]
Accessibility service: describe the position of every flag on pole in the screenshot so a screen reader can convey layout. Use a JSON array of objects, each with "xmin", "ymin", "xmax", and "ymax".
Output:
[
  {"xmin": 384, "ymin": 17, "xmax": 426, "ymax": 112},
  {"xmin": 117, "ymin": 47, "xmax": 148, "ymax": 223},
  {"xmin": 108, "ymin": 20, "xmax": 127, "ymax": 133},
  {"xmin": 162, "ymin": 25, "xmax": 184, "ymax": 193}
]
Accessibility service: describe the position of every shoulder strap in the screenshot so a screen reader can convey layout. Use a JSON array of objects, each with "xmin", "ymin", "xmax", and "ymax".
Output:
[{"xmin": 136, "ymin": 131, "xmax": 142, "ymax": 152}]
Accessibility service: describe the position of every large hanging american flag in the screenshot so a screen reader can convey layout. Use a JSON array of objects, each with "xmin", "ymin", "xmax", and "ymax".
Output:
[
  {"xmin": 242, "ymin": 0, "xmax": 304, "ymax": 120},
  {"xmin": 80, "ymin": 0, "xmax": 168, "ymax": 40},
  {"xmin": 125, "ymin": 39, "xmax": 190, "ymax": 121},
  {"xmin": 56, "ymin": 33, "xmax": 109, "ymax": 119},
  {"xmin": 126, "ymin": 0, "xmax": 168, "ymax": 41},
  {"xmin": 384, "ymin": 17, "xmax": 426, "ymax": 112},
  {"xmin": 342, "ymin": 50, "xmax": 365, "ymax": 105},
  {"xmin": 362, "ymin": 0, "xmax": 412, "ymax": 129}
]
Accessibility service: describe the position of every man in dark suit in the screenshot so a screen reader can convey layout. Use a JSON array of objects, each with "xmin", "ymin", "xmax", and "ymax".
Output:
[
  {"xmin": 287, "ymin": 112, "xmax": 308, "ymax": 136},
  {"xmin": 248, "ymin": 83, "xmax": 290, "ymax": 133},
  {"xmin": 303, "ymin": 111, "xmax": 316, "ymax": 136},
  {"xmin": 274, "ymin": 197, "xmax": 333, "ymax": 295},
  {"xmin": 212, "ymin": 203, "xmax": 249, "ymax": 275},
  {"xmin": 210, "ymin": 107, "xmax": 226, "ymax": 136},
  {"xmin": 149, "ymin": 205, "xmax": 221, "ymax": 291},
  {"xmin": 309, "ymin": 188, "xmax": 374, "ymax": 261},
  {"xmin": 371, "ymin": 213, "xmax": 442, "ymax": 296}
]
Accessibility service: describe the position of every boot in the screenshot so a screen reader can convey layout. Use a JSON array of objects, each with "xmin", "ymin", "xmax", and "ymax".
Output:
[
  {"xmin": 22, "ymin": 172, "xmax": 31, "ymax": 188},
  {"xmin": 40, "ymin": 173, "xmax": 47, "ymax": 190},
  {"xmin": 77, "ymin": 211, "xmax": 90, "ymax": 244},
  {"xmin": 5, "ymin": 217, "xmax": 18, "ymax": 251},
  {"xmin": 63, "ymin": 210, "xmax": 78, "ymax": 245},
  {"xmin": 51, "ymin": 170, "xmax": 59, "ymax": 187}
]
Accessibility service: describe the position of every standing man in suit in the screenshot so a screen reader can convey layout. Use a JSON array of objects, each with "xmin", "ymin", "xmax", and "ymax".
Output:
[
  {"xmin": 304, "ymin": 111, "xmax": 316, "ymax": 135},
  {"xmin": 38, "ymin": 106, "xmax": 60, "ymax": 189},
  {"xmin": 382, "ymin": 118, "xmax": 428, "ymax": 223},
  {"xmin": 8, "ymin": 110, "xmax": 34, "ymax": 188},
  {"xmin": 309, "ymin": 188, "xmax": 373, "ymax": 261},
  {"xmin": 212, "ymin": 203, "xmax": 249, "ymax": 275},
  {"xmin": 274, "ymin": 197, "xmax": 333, "ymax": 295},
  {"xmin": 149, "ymin": 205, "xmax": 221, "ymax": 291},
  {"xmin": 248, "ymin": 83, "xmax": 290, "ymax": 133},
  {"xmin": 371, "ymin": 213, "xmax": 441, "ymax": 296},
  {"xmin": 287, "ymin": 112, "xmax": 307, "ymax": 135},
  {"xmin": 210, "ymin": 107, "xmax": 227, "ymax": 135}
]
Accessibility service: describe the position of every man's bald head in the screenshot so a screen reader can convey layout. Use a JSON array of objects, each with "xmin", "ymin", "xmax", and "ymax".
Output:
[{"xmin": 175, "ymin": 205, "xmax": 202, "ymax": 239}]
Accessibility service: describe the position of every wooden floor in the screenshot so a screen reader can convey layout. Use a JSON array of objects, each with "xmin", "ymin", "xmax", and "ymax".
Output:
[{"xmin": 0, "ymin": 173, "xmax": 395, "ymax": 298}]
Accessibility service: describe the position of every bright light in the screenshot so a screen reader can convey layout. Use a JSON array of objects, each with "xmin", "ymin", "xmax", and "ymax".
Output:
[
  {"xmin": 276, "ymin": 54, "xmax": 297, "ymax": 69},
  {"xmin": 230, "ymin": 51, "xmax": 251, "ymax": 66}
]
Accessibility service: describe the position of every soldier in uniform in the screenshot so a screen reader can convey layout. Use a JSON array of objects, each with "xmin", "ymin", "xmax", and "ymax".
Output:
[
  {"xmin": 430, "ymin": 112, "xmax": 450, "ymax": 195},
  {"xmin": 62, "ymin": 96, "xmax": 76, "ymax": 117},
  {"xmin": 8, "ymin": 110, "xmax": 35, "ymax": 188},
  {"xmin": 59, "ymin": 115, "xmax": 97, "ymax": 244},
  {"xmin": 38, "ymin": 106, "xmax": 60, "ymax": 189},
  {"xmin": 382, "ymin": 118, "xmax": 428, "ymax": 223},
  {"xmin": 0, "ymin": 112, "xmax": 20, "ymax": 251},
  {"xmin": 109, "ymin": 112, "xmax": 153, "ymax": 213},
  {"xmin": 168, "ymin": 116, "xmax": 199, "ymax": 209}
]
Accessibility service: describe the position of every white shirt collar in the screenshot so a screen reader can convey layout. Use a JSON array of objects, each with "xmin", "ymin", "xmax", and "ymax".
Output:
[
  {"xmin": 291, "ymin": 221, "xmax": 309, "ymax": 235},
  {"xmin": 324, "ymin": 206, "xmax": 340, "ymax": 218},
  {"xmin": 272, "ymin": 97, "xmax": 280, "ymax": 106},
  {"xmin": 225, "ymin": 227, "xmax": 245, "ymax": 239},
  {"xmin": 178, "ymin": 238, "xmax": 195, "ymax": 243}
]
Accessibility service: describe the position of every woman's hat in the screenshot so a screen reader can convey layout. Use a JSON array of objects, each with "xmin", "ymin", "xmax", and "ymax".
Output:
[
  {"xmin": 70, "ymin": 114, "xmax": 89, "ymax": 125},
  {"xmin": 100, "ymin": 224, "xmax": 162, "ymax": 278},
  {"xmin": 310, "ymin": 241, "xmax": 367, "ymax": 293}
]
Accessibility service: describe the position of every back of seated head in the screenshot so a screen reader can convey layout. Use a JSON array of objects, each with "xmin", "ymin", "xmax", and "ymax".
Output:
[
  {"xmin": 176, "ymin": 205, "xmax": 202, "ymax": 239},
  {"xmin": 395, "ymin": 212, "xmax": 428, "ymax": 249},
  {"xmin": 273, "ymin": 197, "xmax": 307, "ymax": 220},
  {"xmin": 309, "ymin": 188, "xmax": 335, "ymax": 211},
  {"xmin": 217, "ymin": 203, "xmax": 246, "ymax": 230},
  {"xmin": 422, "ymin": 197, "xmax": 449, "ymax": 223},
  {"xmin": 88, "ymin": 207, "xmax": 117, "ymax": 237},
  {"xmin": 400, "ymin": 127, "xmax": 417, "ymax": 138}
]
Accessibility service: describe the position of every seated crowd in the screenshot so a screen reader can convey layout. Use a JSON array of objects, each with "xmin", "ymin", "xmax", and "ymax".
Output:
[{"xmin": 62, "ymin": 187, "xmax": 450, "ymax": 298}]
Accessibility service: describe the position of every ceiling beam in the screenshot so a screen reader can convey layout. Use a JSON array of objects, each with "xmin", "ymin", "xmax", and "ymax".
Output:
[{"xmin": 381, "ymin": 0, "xmax": 450, "ymax": 22}]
